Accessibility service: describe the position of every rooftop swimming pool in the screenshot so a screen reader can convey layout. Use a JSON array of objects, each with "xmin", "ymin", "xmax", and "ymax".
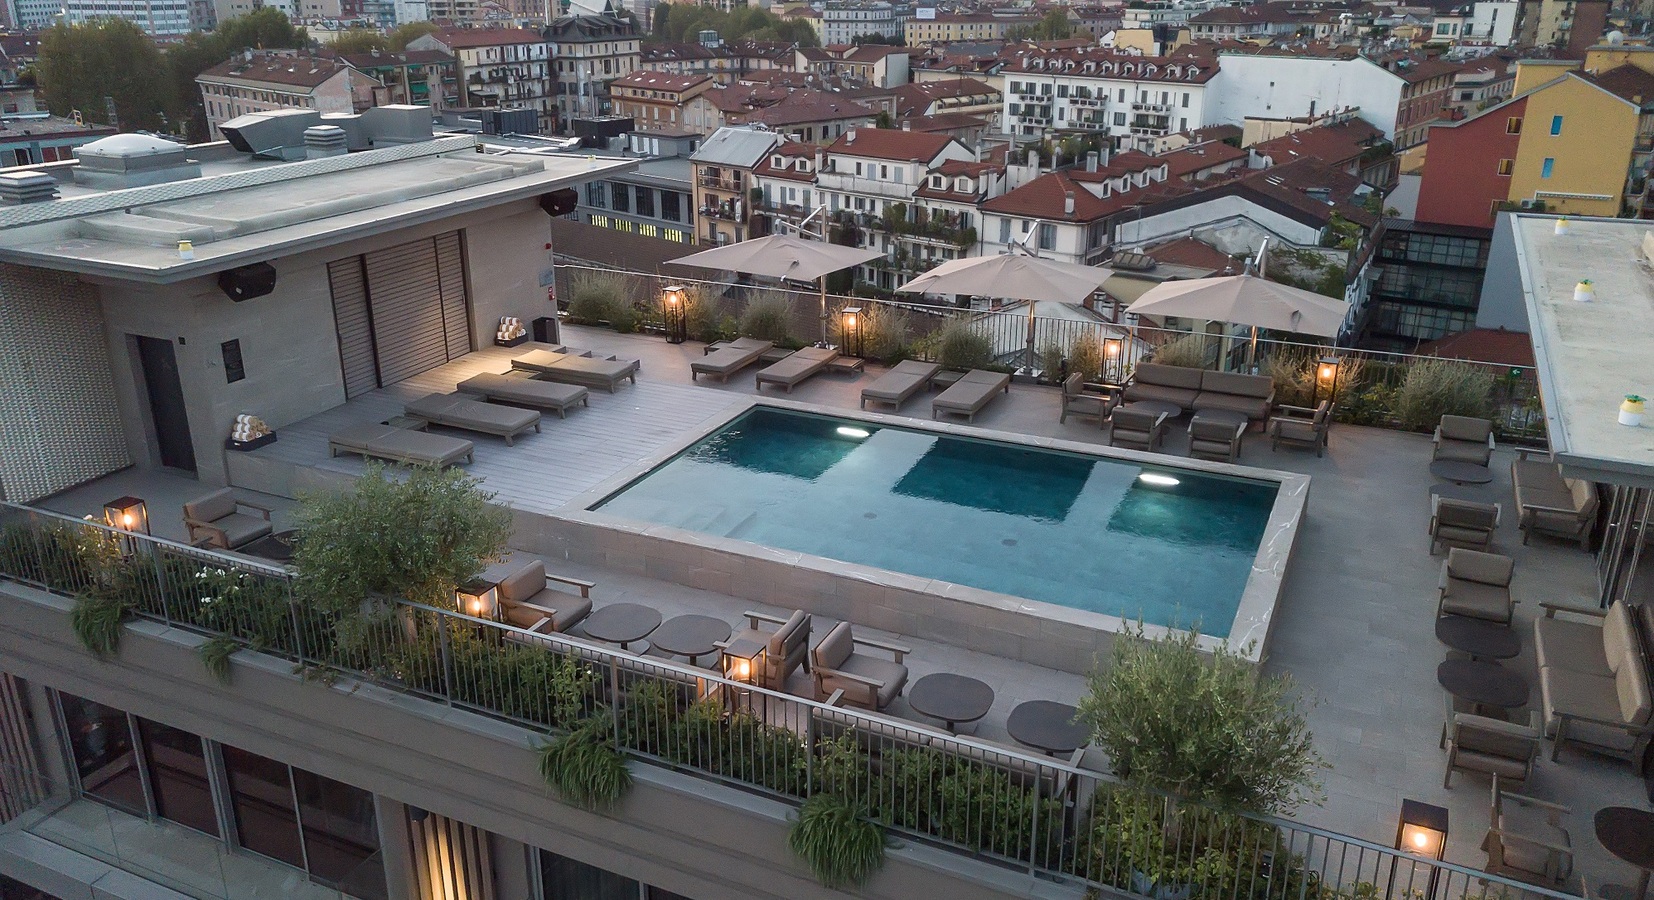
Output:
[{"xmin": 594, "ymin": 407, "xmax": 1280, "ymax": 635}]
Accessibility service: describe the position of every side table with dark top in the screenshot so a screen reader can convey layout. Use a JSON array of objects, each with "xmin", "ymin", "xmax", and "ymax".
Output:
[
  {"xmin": 1430, "ymin": 460, "xmax": 1494, "ymax": 485},
  {"xmin": 239, "ymin": 529, "xmax": 299, "ymax": 563},
  {"xmin": 1007, "ymin": 700, "xmax": 1090, "ymax": 756},
  {"xmin": 1436, "ymin": 658, "xmax": 1529, "ymax": 711},
  {"xmin": 908, "ymin": 673, "xmax": 995, "ymax": 733},
  {"xmin": 1596, "ymin": 807, "xmax": 1654, "ymax": 900},
  {"xmin": 580, "ymin": 602, "xmax": 662, "ymax": 650},
  {"xmin": 1124, "ymin": 400, "xmax": 1182, "ymax": 419},
  {"xmin": 1435, "ymin": 615, "xmax": 1521, "ymax": 661},
  {"xmin": 1430, "ymin": 482, "xmax": 1496, "ymax": 504},
  {"xmin": 647, "ymin": 615, "xmax": 732, "ymax": 666}
]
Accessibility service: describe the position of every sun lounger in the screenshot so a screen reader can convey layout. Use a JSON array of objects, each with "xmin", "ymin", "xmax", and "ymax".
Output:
[
  {"xmin": 861, "ymin": 360, "xmax": 942, "ymax": 410},
  {"xmin": 329, "ymin": 424, "xmax": 474, "ymax": 467},
  {"xmin": 404, "ymin": 393, "xmax": 541, "ymax": 445},
  {"xmin": 513, "ymin": 352, "xmax": 638, "ymax": 392},
  {"xmin": 755, "ymin": 346, "xmax": 839, "ymax": 392},
  {"xmin": 456, "ymin": 372, "xmax": 589, "ymax": 418},
  {"xmin": 691, "ymin": 337, "xmax": 774, "ymax": 382},
  {"xmin": 931, "ymin": 369, "xmax": 1010, "ymax": 423}
]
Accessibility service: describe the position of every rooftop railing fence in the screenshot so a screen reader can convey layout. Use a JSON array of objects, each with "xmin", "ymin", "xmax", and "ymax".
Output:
[
  {"xmin": 555, "ymin": 263, "xmax": 1545, "ymax": 444},
  {"xmin": 0, "ymin": 503, "xmax": 1571, "ymax": 900}
]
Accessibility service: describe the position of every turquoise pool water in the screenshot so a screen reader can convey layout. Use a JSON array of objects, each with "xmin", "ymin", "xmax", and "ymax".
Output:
[{"xmin": 595, "ymin": 408, "xmax": 1278, "ymax": 633}]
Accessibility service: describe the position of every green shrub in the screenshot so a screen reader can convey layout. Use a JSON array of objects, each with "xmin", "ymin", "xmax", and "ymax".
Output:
[
  {"xmin": 199, "ymin": 635, "xmax": 238, "ymax": 684},
  {"xmin": 1393, "ymin": 359, "xmax": 1494, "ymax": 431},
  {"xmin": 682, "ymin": 283, "xmax": 731, "ymax": 344},
  {"xmin": 859, "ymin": 303, "xmax": 911, "ymax": 364},
  {"xmin": 70, "ymin": 585, "xmax": 132, "ymax": 657},
  {"xmin": 740, "ymin": 290, "xmax": 795, "ymax": 344},
  {"xmin": 566, "ymin": 270, "xmax": 628, "ymax": 324},
  {"xmin": 1086, "ymin": 789, "xmax": 1310, "ymax": 900},
  {"xmin": 1076, "ymin": 624, "xmax": 1323, "ymax": 816},
  {"xmin": 788, "ymin": 793, "xmax": 886, "ymax": 889},
  {"xmin": 1039, "ymin": 340, "xmax": 1066, "ymax": 379},
  {"xmin": 1151, "ymin": 332, "xmax": 1214, "ymax": 369},
  {"xmin": 538, "ymin": 717, "xmax": 632, "ymax": 810},
  {"xmin": 1265, "ymin": 351, "xmax": 1366, "ymax": 411},
  {"xmin": 1069, "ymin": 333, "xmax": 1105, "ymax": 382},
  {"xmin": 936, "ymin": 320, "xmax": 994, "ymax": 370}
]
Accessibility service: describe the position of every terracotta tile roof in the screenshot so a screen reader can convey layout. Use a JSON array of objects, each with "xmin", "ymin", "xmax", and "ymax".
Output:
[
  {"xmin": 1189, "ymin": 2, "xmax": 1317, "ymax": 25},
  {"xmin": 753, "ymin": 141, "xmax": 817, "ymax": 181},
  {"xmin": 827, "ymin": 127, "xmax": 957, "ymax": 161},
  {"xmin": 891, "ymin": 77, "xmax": 997, "ymax": 116},
  {"xmin": 1241, "ymin": 158, "xmax": 1376, "ymax": 227},
  {"xmin": 336, "ymin": 49, "xmax": 455, "ymax": 68},
  {"xmin": 612, "ymin": 71, "xmax": 713, "ymax": 92},
  {"xmin": 1415, "ymin": 327, "xmax": 1535, "ymax": 368},
  {"xmin": 983, "ymin": 169, "xmax": 1135, "ymax": 222},
  {"xmin": 1583, "ymin": 64, "xmax": 1654, "ymax": 107},
  {"xmin": 1140, "ymin": 237, "xmax": 1240, "ymax": 273},
  {"xmin": 726, "ymin": 89, "xmax": 876, "ymax": 127},
  {"xmin": 199, "ymin": 52, "xmax": 369, "ymax": 89},
  {"xmin": 1249, "ymin": 119, "xmax": 1384, "ymax": 168},
  {"xmin": 899, "ymin": 112, "xmax": 989, "ymax": 132},
  {"xmin": 437, "ymin": 26, "xmax": 545, "ymax": 47},
  {"xmin": 1157, "ymin": 140, "xmax": 1248, "ymax": 178}
]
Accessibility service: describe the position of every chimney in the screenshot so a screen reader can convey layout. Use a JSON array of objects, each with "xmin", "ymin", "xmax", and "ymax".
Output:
[
  {"xmin": 0, "ymin": 170, "xmax": 57, "ymax": 204},
  {"xmin": 1027, "ymin": 148, "xmax": 1038, "ymax": 168},
  {"xmin": 846, "ymin": 127, "xmax": 857, "ymax": 143},
  {"xmin": 1064, "ymin": 191, "xmax": 1075, "ymax": 215},
  {"xmin": 1086, "ymin": 151, "xmax": 1099, "ymax": 172},
  {"xmin": 901, "ymin": 119, "xmax": 911, "ymax": 131},
  {"xmin": 304, "ymin": 124, "xmax": 349, "ymax": 159},
  {"xmin": 815, "ymin": 146, "xmax": 826, "ymax": 171},
  {"xmin": 974, "ymin": 140, "xmax": 984, "ymax": 162}
]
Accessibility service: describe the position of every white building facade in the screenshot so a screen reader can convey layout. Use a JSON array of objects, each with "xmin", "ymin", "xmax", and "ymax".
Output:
[
  {"xmin": 1205, "ymin": 52, "xmax": 1405, "ymax": 140},
  {"xmin": 821, "ymin": 1, "xmax": 902, "ymax": 44},
  {"xmin": 62, "ymin": 0, "xmax": 192, "ymax": 35},
  {"xmin": 1466, "ymin": 0, "xmax": 1519, "ymax": 44},
  {"xmin": 1000, "ymin": 53, "xmax": 1218, "ymax": 147}
]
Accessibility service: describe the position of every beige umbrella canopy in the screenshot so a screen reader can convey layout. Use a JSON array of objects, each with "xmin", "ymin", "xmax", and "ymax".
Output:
[
  {"xmin": 673, "ymin": 235, "xmax": 882, "ymax": 344},
  {"xmin": 897, "ymin": 253, "xmax": 1115, "ymax": 303},
  {"xmin": 1125, "ymin": 274, "xmax": 1350, "ymax": 337}
]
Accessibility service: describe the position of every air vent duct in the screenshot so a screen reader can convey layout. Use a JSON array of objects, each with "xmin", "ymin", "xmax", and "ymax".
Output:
[
  {"xmin": 0, "ymin": 170, "xmax": 57, "ymax": 204},
  {"xmin": 220, "ymin": 109, "xmax": 322, "ymax": 159},
  {"xmin": 304, "ymin": 125, "xmax": 349, "ymax": 159}
]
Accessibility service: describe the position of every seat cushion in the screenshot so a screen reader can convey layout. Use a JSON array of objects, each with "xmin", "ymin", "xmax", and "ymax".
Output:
[
  {"xmin": 1603, "ymin": 601, "xmax": 1638, "ymax": 675},
  {"xmin": 1535, "ymin": 615, "xmax": 1611, "ymax": 675},
  {"xmin": 1192, "ymin": 392, "xmax": 1271, "ymax": 419},
  {"xmin": 503, "ymin": 605, "xmax": 550, "ymax": 631},
  {"xmin": 1134, "ymin": 363, "xmax": 1204, "ymax": 390},
  {"xmin": 1122, "ymin": 382, "xmax": 1199, "ymax": 409},
  {"xmin": 1512, "ymin": 458, "xmax": 1568, "ymax": 496},
  {"xmin": 217, "ymin": 513, "xmax": 273, "ymax": 548},
  {"xmin": 1436, "ymin": 441, "xmax": 1492, "ymax": 464},
  {"xmin": 835, "ymin": 653, "xmax": 909, "ymax": 708},
  {"xmin": 498, "ymin": 561, "xmax": 546, "ymax": 604},
  {"xmin": 1446, "ymin": 549, "xmax": 1513, "ymax": 585},
  {"xmin": 1539, "ymin": 666, "xmax": 1638, "ymax": 751},
  {"xmin": 551, "ymin": 596, "xmax": 593, "ymax": 632},
  {"xmin": 1199, "ymin": 370, "xmax": 1273, "ymax": 399},
  {"xmin": 184, "ymin": 488, "xmax": 237, "ymax": 523},
  {"xmin": 1496, "ymin": 805, "xmax": 1572, "ymax": 878},
  {"xmin": 814, "ymin": 621, "xmax": 852, "ymax": 669},
  {"xmin": 1441, "ymin": 577, "xmax": 1510, "ymax": 620},
  {"xmin": 1440, "ymin": 415, "xmax": 1492, "ymax": 442},
  {"xmin": 1273, "ymin": 419, "xmax": 1321, "ymax": 442}
]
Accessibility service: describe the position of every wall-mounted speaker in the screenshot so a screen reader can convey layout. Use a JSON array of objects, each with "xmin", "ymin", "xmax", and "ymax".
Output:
[
  {"xmin": 539, "ymin": 189, "xmax": 578, "ymax": 218},
  {"xmin": 217, "ymin": 262, "xmax": 277, "ymax": 302}
]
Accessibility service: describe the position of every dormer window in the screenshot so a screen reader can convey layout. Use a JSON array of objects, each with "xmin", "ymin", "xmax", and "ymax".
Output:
[
  {"xmin": 955, "ymin": 177, "xmax": 971, "ymax": 191},
  {"xmin": 930, "ymin": 175, "xmax": 945, "ymax": 188},
  {"xmin": 773, "ymin": 155, "xmax": 785, "ymax": 168}
]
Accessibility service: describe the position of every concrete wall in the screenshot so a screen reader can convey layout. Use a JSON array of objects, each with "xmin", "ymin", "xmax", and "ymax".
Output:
[
  {"xmin": 0, "ymin": 582, "xmax": 1064, "ymax": 900},
  {"xmin": 1207, "ymin": 55, "xmax": 1401, "ymax": 140},
  {"xmin": 1475, "ymin": 211, "xmax": 1531, "ymax": 333}
]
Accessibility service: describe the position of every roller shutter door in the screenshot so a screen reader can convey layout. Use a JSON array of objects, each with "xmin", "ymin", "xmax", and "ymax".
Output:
[
  {"xmin": 434, "ymin": 231, "xmax": 470, "ymax": 360},
  {"xmin": 327, "ymin": 231, "xmax": 471, "ymax": 396},
  {"xmin": 327, "ymin": 258, "xmax": 378, "ymax": 399}
]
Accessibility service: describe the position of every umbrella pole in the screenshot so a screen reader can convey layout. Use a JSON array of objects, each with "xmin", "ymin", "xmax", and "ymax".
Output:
[
  {"xmin": 819, "ymin": 276, "xmax": 829, "ymax": 348},
  {"xmin": 1247, "ymin": 325, "xmax": 1259, "ymax": 371},
  {"xmin": 1025, "ymin": 302, "xmax": 1036, "ymax": 375}
]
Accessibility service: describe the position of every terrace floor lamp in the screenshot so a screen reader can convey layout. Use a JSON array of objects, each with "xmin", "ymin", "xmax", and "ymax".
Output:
[
  {"xmin": 662, "ymin": 284, "xmax": 687, "ymax": 344},
  {"xmin": 455, "ymin": 578, "xmax": 501, "ymax": 643},
  {"xmin": 103, "ymin": 496, "xmax": 149, "ymax": 556},
  {"xmin": 720, "ymin": 637, "xmax": 767, "ymax": 714},
  {"xmin": 1102, "ymin": 335, "xmax": 1123, "ymax": 384},
  {"xmin": 1390, "ymin": 799, "xmax": 1449, "ymax": 900},
  {"xmin": 840, "ymin": 306, "xmax": 864, "ymax": 358},
  {"xmin": 1313, "ymin": 355, "xmax": 1344, "ymax": 409}
]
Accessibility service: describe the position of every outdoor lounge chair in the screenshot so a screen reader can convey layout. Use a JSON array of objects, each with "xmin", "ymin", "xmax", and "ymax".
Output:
[
  {"xmin": 1511, "ymin": 458, "xmax": 1598, "ymax": 550},
  {"xmin": 755, "ymin": 346, "xmax": 839, "ymax": 392},
  {"xmin": 456, "ymin": 372, "xmax": 589, "ymax": 418},
  {"xmin": 1434, "ymin": 415, "xmax": 1496, "ymax": 466},
  {"xmin": 1437, "ymin": 548, "xmax": 1515, "ymax": 624},
  {"xmin": 1059, "ymin": 373, "xmax": 1112, "ymax": 427},
  {"xmin": 404, "ymin": 393, "xmax": 541, "ymax": 445},
  {"xmin": 716, "ymin": 609, "xmax": 811, "ymax": 691},
  {"xmin": 690, "ymin": 337, "xmax": 774, "ymax": 383},
  {"xmin": 1188, "ymin": 414, "xmax": 1247, "ymax": 463},
  {"xmin": 182, "ymin": 488, "xmax": 273, "ymax": 550},
  {"xmin": 496, "ymin": 559, "xmax": 594, "ymax": 633},
  {"xmin": 931, "ymin": 369, "xmax": 1010, "ymax": 423},
  {"xmin": 1442, "ymin": 707, "xmax": 1541, "ymax": 788},
  {"xmin": 1429, "ymin": 496, "xmax": 1501, "ymax": 554},
  {"xmin": 1268, "ymin": 401, "xmax": 1332, "ymax": 456},
  {"xmin": 861, "ymin": 360, "xmax": 941, "ymax": 410},
  {"xmin": 328, "ymin": 423, "xmax": 474, "ymax": 467},
  {"xmin": 514, "ymin": 353, "xmax": 638, "ymax": 393},
  {"xmin": 1483, "ymin": 776, "xmax": 1574, "ymax": 888},
  {"xmin": 1108, "ymin": 406, "xmax": 1170, "ymax": 452},
  {"xmin": 811, "ymin": 621, "xmax": 910, "ymax": 711}
]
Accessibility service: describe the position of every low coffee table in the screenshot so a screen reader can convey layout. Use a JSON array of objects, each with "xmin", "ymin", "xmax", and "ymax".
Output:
[
  {"xmin": 1430, "ymin": 460, "xmax": 1494, "ymax": 484},
  {"xmin": 1430, "ymin": 482, "xmax": 1494, "ymax": 504},
  {"xmin": 908, "ymin": 673, "xmax": 995, "ymax": 733},
  {"xmin": 1436, "ymin": 658, "xmax": 1529, "ymax": 711},
  {"xmin": 648, "ymin": 614, "xmax": 732, "ymax": 665},
  {"xmin": 1596, "ymin": 807, "xmax": 1654, "ymax": 900},
  {"xmin": 240, "ymin": 529, "xmax": 299, "ymax": 563},
  {"xmin": 1007, "ymin": 700, "xmax": 1089, "ymax": 756},
  {"xmin": 1435, "ymin": 615, "xmax": 1520, "ymax": 661},
  {"xmin": 580, "ymin": 603, "xmax": 662, "ymax": 650},
  {"xmin": 1124, "ymin": 400, "xmax": 1181, "ymax": 418}
]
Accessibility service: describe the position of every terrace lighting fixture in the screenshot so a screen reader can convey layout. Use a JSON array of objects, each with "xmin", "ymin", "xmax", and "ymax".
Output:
[
  {"xmin": 721, "ymin": 636, "xmax": 767, "ymax": 710},
  {"xmin": 102, "ymin": 496, "xmax": 150, "ymax": 536},
  {"xmin": 1102, "ymin": 336, "xmax": 1123, "ymax": 382},
  {"xmin": 840, "ymin": 306, "xmax": 864, "ymax": 358},
  {"xmin": 1391, "ymin": 799, "xmax": 1449, "ymax": 898},
  {"xmin": 455, "ymin": 578, "xmax": 499, "ymax": 621},
  {"xmin": 836, "ymin": 426, "xmax": 870, "ymax": 439},
  {"xmin": 1137, "ymin": 473, "xmax": 1180, "ymax": 487},
  {"xmin": 661, "ymin": 284, "xmax": 688, "ymax": 344},
  {"xmin": 1313, "ymin": 355, "xmax": 1343, "ymax": 408}
]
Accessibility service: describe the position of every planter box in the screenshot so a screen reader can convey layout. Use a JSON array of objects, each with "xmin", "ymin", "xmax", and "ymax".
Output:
[{"xmin": 224, "ymin": 432, "xmax": 277, "ymax": 452}]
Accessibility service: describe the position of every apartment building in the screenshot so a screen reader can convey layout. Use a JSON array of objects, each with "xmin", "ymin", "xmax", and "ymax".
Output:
[
  {"xmin": 639, "ymin": 41, "xmax": 794, "ymax": 85},
  {"xmin": 690, "ymin": 125, "xmax": 781, "ymax": 244},
  {"xmin": 682, "ymin": 84, "xmax": 876, "ymax": 142},
  {"xmin": 610, "ymin": 72, "xmax": 717, "ymax": 132},
  {"xmin": 982, "ymin": 153, "xmax": 1173, "ymax": 267},
  {"xmin": 408, "ymin": 29, "xmax": 554, "ymax": 132},
  {"xmin": 904, "ymin": 11, "xmax": 1042, "ymax": 45},
  {"xmin": 0, "ymin": 114, "xmax": 116, "ymax": 166},
  {"xmin": 1206, "ymin": 49, "xmax": 1450, "ymax": 150},
  {"xmin": 196, "ymin": 52, "xmax": 381, "ymax": 142},
  {"xmin": 1247, "ymin": 116, "xmax": 1396, "ymax": 190},
  {"xmin": 61, "ymin": 0, "xmax": 191, "ymax": 35},
  {"xmin": 1000, "ymin": 50, "xmax": 1218, "ymax": 146},
  {"xmin": 891, "ymin": 76, "xmax": 1001, "ymax": 130},
  {"xmin": 336, "ymin": 49, "xmax": 460, "ymax": 110},
  {"xmin": 1185, "ymin": 2, "xmax": 1320, "ymax": 40},
  {"xmin": 821, "ymin": 0, "xmax": 903, "ymax": 44},
  {"xmin": 1464, "ymin": 0, "xmax": 1520, "ymax": 44},
  {"xmin": 545, "ymin": 10, "xmax": 643, "ymax": 127},
  {"xmin": 577, "ymin": 132, "xmax": 698, "ymax": 243}
]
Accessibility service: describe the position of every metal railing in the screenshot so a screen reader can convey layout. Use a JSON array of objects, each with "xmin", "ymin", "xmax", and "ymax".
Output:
[{"xmin": 0, "ymin": 504, "xmax": 1575, "ymax": 900}]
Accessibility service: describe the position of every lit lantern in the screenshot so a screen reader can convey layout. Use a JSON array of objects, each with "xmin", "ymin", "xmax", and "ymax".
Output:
[
  {"xmin": 1102, "ymin": 336, "xmax": 1123, "ymax": 382},
  {"xmin": 662, "ymin": 284, "xmax": 687, "ymax": 344},
  {"xmin": 1313, "ymin": 355, "xmax": 1344, "ymax": 408},
  {"xmin": 839, "ymin": 306, "xmax": 864, "ymax": 358},
  {"xmin": 1391, "ymin": 799, "xmax": 1449, "ymax": 898},
  {"xmin": 455, "ymin": 579, "xmax": 499, "ymax": 620},
  {"xmin": 102, "ymin": 497, "xmax": 150, "ymax": 536},
  {"xmin": 721, "ymin": 637, "xmax": 767, "ymax": 693}
]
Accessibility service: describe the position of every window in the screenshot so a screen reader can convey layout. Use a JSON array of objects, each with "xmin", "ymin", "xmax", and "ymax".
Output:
[
  {"xmin": 540, "ymin": 851, "xmax": 639, "ymax": 899},
  {"xmin": 1181, "ymin": 92, "xmax": 1190, "ymax": 108},
  {"xmin": 58, "ymin": 692, "xmax": 144, "ymax": 815},
  {"xmin": 661, "ymin": 190, "xmax": 680, "ymax": 222},
  {"xmin": 855, "ymin": 161, "xmax": 863, "ymax": 176},
  {"xmin": 585, "ymin": 181, "xmax": 605, "ymax": 208},
  {"xmin": 1505, "ymin": 117, "xmax": 1522, "ymax": 134},
  {"xmin": 292, "ymin": 769, "xmax": 383, "ymax": 890},
  {"xmin": 880, "ymin": 165, "xmax": 889, "ymax": 180},
  {"xmin": 138, "ymin": 718, "xmax": 218, "ymax": 837},
  {"xmin": 998, "ymin": 217, "xmax": 1011, "ymax": 243},
  {"xmin": 1113, "ymin": 112, "xmax": 1127, "ymax": 126},
  {"xmin": 1497, "ymin": 158, "xmax": 1513, "ymax": 176},
  {"xmin": 635, "ymin": 185, "xmax": 654, "ymax": 218},
  {"xmin": 223, "ymin": 745, "xmax": 306, "ymax": 868},
  {"xmin": 611, "ymin": 183, "xmax": 628, "ymax": 212},
  {"xmin": 1541, "ymin": 157, "xmax": 1555, "ymax": 179},
  {"xmin": 1037, "ymin": 223, "xmax": 1056, "ymax": 250},
  {"xmin": 1550, "ymin": 114, "xmax": 1562, "ymax": 135}
]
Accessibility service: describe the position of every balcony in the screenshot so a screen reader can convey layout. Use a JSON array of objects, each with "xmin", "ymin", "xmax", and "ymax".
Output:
[
  {"xmin": 699, "ymin": 201, "xmax": 742, "ymax": 221},
  {"xmin": 1131, "ymin": 101, "xmax": 1172, "ymax": 113},
  {"xmin": 697, "ymin": 174, "xmax": 742, "ymax": 192}
]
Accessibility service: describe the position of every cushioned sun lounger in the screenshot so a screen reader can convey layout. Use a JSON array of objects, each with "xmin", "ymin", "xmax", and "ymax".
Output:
[
  {"xmin": 456, "ymin": 372, "xmax": 589, "ymax": 418},
  {"xmin": 861, "ymin": 360, "xmax": 942, "ymax": 410},
  {"xmin": 691, "ymin": 338, "xmax": 774, "ymax": 382},
  {"xmin": 931, "ymin": 369, "xmax": 1010, "ymax": 423},
  {"xmin": 755, "ymin": 346, "xmax": 839, "ymax": 392},
  {"xmin": 513, "ymin": 353, "xmax": 638, "ymax": 392},
  {"xmin": 404, "ymin": 393, "xmax": 541, "ymax": 445},
  {"xmin": 329, "ymin": 424, "xmax": 474, "ymax": 467}
]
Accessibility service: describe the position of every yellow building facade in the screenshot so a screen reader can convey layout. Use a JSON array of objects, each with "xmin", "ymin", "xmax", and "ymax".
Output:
[{"xmin": 1507, "ymin": 73, "xmax": 1638, "ymax": 217}]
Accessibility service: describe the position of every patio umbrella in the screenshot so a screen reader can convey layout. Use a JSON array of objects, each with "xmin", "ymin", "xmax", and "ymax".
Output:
[
  {"xmin": 897, "ymin": 254, "xmax": 1115, "ymax": 372},
  {"xmin": 673, "ymin": 235, "xmax": 882, "ymax": 344},
  {"xmin": 1126, "ymin": 274, "xmax": 1351, "ymax": 364}
]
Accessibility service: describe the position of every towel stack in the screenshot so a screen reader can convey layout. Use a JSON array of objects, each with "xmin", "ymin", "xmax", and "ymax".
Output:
[
  {"xmin": 230, "ymin": 414, "xmax": 271, "ymax": 444},
  {"xmin": 497, "ymin": 317, "xmax": 526, "ymax": 342}
]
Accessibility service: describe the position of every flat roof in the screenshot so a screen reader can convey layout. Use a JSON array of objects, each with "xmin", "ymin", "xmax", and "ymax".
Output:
[
  {"xmin": 0, "ymin": 136, "xmax": 636, "ymax": 284},
  {"xmin": 1511, "ymin": 213, "xmax": 1654, "ymax": 485}
]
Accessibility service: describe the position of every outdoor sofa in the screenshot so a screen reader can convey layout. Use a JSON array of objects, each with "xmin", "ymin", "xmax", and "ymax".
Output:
[
  {"xmin": 182, "ymin": 488, "xmax": 273, "ymax": 550},
  {"xmin": 404, "ymin": 393, "xmax": 541, "ymax": 445},
  {"xmin": 1122, "ymin": 363, "xmax": 1276, "ymax": 424},
  {"xmin": 456, "ymin": 372, "xmax": 589, "ymax": 418},
  {"xmin": 931, "ymin": 369, "xmax": 1011, "ymax": 423},
  {"xmin": 861, "ymin": 360, "xmax": 941, "ymax": 410},
  {"xmin": 328, "ymin": 423, "xmax": 474, "ymax": 467},
  {"xmin": 690, "ymin": 338, "xmax": 773, "ymax": 383},
  {"xmin": 1534, "ymin": 599, "xmax": 1654, "ymax": 763},
  {"xmin": 1511, "ymin": 458, "xmax": 1598, "ymax": 550},
  {"xmin": 755, "ymin": 346, "xmax": 838, "ymax": 392},
  {"xmin": 512, "ymin": 350, "xmax": 638, "ymax": 392}
]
